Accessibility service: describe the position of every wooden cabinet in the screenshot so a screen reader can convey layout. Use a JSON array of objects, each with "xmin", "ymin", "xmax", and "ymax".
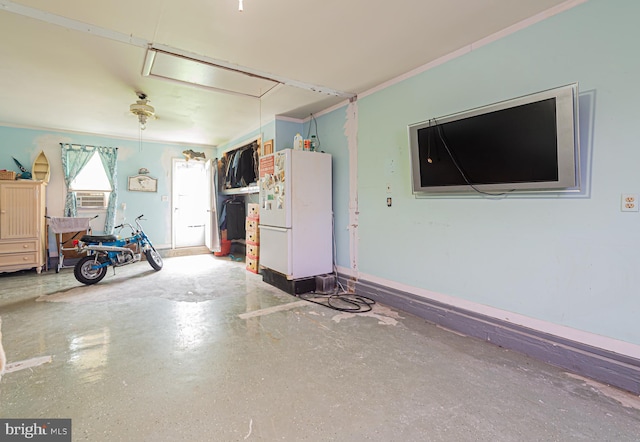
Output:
[{"xmin": 0, "ymin": 181, "xmax": 46, "ymax": 274}]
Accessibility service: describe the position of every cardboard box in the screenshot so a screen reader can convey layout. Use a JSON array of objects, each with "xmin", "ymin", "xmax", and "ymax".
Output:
[
  {"xmin": 248, "ymin": 203, "xmax": 259, "ymax": 218},
  {"xmin": 245, "ymin": 217, "xmax": 259, "ymax": 233},
  {"xmin": 246, "ymin": 229, "xmax": 260, "ymax": 244},
  {"xmin": 246, "ymin": 256, "xmax": 259, "ymax": 273},
  {"xmin": 247, "ymin": 243, "xmax": 260, "ymax": 259}
]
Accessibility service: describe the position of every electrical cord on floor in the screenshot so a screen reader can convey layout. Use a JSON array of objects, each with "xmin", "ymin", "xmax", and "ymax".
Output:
[
  {"xmin": 298, "ymin": 212, "xmax": 376, "ymax": 313},
  {"xmin": 299, "ymin": 291, "xmax": 375, "ymax": 313},
  {"xmin": 295, "ymin": 210, "xmax": 375, "ymax": 312}
]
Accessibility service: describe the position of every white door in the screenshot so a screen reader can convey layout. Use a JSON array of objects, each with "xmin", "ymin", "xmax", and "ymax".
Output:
[{"xmin": 172, "ymin": 159, "xmax": 208, "ymax": 248}]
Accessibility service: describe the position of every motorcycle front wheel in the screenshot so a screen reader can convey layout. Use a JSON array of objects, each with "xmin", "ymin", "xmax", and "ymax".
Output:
[
  {"xmin": 145, "ymin": 249, "xmax": 163, "ymax": 271},
  {"xmin": 74, "ymin": 255, "xmax": 108, "ymax": 285}
]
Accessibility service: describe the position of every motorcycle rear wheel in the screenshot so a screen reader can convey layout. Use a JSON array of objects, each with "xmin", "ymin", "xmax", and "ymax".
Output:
[
  {"xmin": 74, "ymin": 255, "xmax": 108, "ymax": 285},
  {"xmin": 145, "ymin": 249, "xmax": 163, "ymax": 271}
]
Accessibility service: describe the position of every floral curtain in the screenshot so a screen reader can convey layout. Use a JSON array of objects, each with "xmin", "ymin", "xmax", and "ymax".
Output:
[
  {"xmin": 60, "ymin": 144, "xmax": 94, "ymax": 217},
  {"xmin": 60, "ymin": 143, "xmax": 119, "ymax": 234},
  {"xmin": 96, "ymin": 147, "xmax": 118, "ymax": 234}
]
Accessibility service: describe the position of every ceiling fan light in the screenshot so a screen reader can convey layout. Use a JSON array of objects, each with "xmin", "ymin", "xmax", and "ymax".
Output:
[
  {"xmin": 130, "ymin": 96, "xmax": 155, "ymax": 130},
  {"xmin": 138, "ymin": 114, "xmax": 147, "ymax": 130},
  {"xmin": 130, "ymin": 100, "xmax": 155, "ymax": 117}
]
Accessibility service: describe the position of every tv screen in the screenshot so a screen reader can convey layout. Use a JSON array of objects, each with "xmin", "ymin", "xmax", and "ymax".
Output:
[{"xmin": 408, "ymin": 84, "xmax": 579, "ymax": 194}]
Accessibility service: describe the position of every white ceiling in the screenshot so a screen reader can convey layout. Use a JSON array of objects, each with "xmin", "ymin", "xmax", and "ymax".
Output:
[{"xmin": 0, "ymin": 0, "xmax": 571, "ymax": 147}]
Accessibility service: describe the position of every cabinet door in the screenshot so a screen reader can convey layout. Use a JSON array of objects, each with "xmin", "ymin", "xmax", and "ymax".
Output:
[{"xmin": 0, "ymin": 183, "xmax": 40, "ymax": 239}]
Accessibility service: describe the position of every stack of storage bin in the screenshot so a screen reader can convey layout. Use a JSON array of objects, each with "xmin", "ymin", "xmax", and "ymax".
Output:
[{"xmin": 246, "ymin": 203, "xmax": 260, "ymax": 273}]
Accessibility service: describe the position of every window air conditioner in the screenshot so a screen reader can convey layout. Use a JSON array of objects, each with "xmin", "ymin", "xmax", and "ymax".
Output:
[{"xmin": 77, "ymin": 192, "xmax": 108, "ymax": 209}]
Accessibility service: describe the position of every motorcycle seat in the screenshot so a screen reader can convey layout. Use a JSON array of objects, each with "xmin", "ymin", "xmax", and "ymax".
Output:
[{"xmin": 80, "ymin": 234, "xmax": 118, "ymax": 243}]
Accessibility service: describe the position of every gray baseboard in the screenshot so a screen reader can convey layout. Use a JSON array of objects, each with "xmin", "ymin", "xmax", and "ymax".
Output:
[{"xmin": 341, "ymin": 275, "xmax": 640, "ymax": 395}]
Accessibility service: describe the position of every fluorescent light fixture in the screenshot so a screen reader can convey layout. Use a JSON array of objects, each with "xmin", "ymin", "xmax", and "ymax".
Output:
[
  {"xmin": 142, "ymin": 45, "xmax": 355, "ymax": 100},
  {"xmin": 143, "ymin": 47, "xmax": 278, "ymax": 98}
]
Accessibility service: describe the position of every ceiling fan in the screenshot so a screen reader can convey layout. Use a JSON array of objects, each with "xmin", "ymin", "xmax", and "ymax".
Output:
[{"xmin": 129, "ymin": 92, "xmax": 155, "ymax": 130}]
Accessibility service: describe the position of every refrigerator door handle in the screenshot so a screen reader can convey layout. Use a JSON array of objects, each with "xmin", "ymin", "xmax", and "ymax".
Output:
[{"xmin": 259, "ymin": 225, "xmax": 288, "ymax": 233}]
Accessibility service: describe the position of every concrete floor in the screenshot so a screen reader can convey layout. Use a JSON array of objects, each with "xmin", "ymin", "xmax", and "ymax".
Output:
[{"xmin": 1, "ymin": 254, "xmax": 639, "ymax": 441}]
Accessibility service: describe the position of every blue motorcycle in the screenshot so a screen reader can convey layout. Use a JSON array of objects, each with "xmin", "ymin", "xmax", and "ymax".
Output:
[{"xmin": 73, "ymin": 214, "xmax": 163, "ymax": 285}]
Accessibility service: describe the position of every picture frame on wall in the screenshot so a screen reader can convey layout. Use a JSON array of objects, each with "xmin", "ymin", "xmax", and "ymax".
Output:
[
  {"xmin": 128, "ymin": 174, "xmax": 158, "ymax": 192},
  {"xmin": 262, "ymin": 139, "xmax": 274, "ymax": 156}
]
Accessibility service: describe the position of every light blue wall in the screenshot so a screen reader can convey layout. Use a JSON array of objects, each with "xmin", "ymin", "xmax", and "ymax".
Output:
[
  {"xmin": 0, "ymin": 125, "xmax": 215, "ymax": 246},
  {"xmin": 275, "ymin": 119, "xmax": 303, "ymax": 151},
  {"xmin": 303, "ymin": 108, "xmax": 351, "ymax": 267},
  {"xmin": 353, "ymin": 0, "xmax": 640, "ymax": 345}
]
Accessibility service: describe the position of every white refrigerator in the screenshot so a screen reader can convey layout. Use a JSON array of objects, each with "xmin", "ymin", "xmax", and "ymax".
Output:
[{"xmin": 258, "ymin": 149, "xmax": 332, "ymax": 280}]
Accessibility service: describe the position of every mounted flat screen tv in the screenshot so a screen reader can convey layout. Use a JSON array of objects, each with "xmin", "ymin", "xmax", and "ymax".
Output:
[{"xmin": 408, "ymin": 84, "xmax": 579, "ymax": 195}]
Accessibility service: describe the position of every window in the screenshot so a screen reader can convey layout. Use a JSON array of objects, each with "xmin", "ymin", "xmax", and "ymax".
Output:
[{"xmin": 70, "ymin": 152, "xmax": 112, "ymax": 209}]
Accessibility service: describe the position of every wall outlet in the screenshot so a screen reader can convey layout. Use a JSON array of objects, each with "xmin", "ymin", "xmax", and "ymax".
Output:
[{"xmin": 621, "ymin": 193, "xmax": 638, "ymax": 212}]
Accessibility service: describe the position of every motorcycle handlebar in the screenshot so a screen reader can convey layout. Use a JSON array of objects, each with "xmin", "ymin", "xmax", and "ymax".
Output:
[{"xmin": 113, "ymin": 216, "xmax": 144, "ymax": 233}]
